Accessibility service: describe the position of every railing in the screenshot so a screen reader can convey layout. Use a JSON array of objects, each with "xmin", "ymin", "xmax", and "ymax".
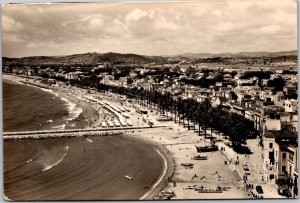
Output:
[{"xmin": 294, "ymin": 169, "xmax": 298, "ymax": 175}]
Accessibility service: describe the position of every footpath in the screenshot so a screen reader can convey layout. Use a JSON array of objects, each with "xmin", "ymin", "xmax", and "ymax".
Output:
[
  {"xmin": 214, "ymin": 132, "xmax": 284, "ymax": 199},
  {"xmin": 144, "ymin": 108, "xmax": 284, "ymax": 199}
]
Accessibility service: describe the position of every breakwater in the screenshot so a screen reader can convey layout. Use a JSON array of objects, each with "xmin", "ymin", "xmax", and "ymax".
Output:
[{"xmin": 3, "ymin": 126, "xmax": 167, "ymax": 141}]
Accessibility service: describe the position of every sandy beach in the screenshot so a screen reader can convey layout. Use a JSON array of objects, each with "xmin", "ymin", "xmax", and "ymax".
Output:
[
  {"xmin": 3, "ymin": 74, "xmax": 249, "ymax": 200},
  {"xmin": 3, "ymin": 75, "xmax": 114, "ymax": 130}
]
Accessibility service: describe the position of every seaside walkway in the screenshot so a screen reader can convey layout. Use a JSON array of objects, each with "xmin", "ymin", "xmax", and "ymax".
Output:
[{"xmin": 3, "ymin": 125, "xmax": 167, "ymax": 141}]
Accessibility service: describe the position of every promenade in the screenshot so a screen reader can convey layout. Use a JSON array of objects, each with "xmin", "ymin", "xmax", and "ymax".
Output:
[
  {"xmin": 3, "ymin": 75, "xmax": 286, "ymax": 200},
  {"xmin": 217, "ymin": 137, "xmax": 283, "ymax": 199}
]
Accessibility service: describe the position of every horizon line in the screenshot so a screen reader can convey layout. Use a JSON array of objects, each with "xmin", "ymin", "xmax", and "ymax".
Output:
[{"xmin": 3, "ymin": 49, "xmax": 298, "ymax": 59}]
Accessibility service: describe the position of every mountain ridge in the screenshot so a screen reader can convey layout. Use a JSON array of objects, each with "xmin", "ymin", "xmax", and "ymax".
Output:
[{"xmin": 3, "ymin": 50, "xmax": 297, "ymax": 66}]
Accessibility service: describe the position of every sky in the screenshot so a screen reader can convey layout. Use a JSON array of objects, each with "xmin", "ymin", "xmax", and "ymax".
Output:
[{"xmin": 2, "ymin": 0, "xmax": 298, "ymax": 57}]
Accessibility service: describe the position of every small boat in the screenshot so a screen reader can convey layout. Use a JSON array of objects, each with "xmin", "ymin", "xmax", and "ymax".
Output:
[
  {"xmin": 195, "ymin": 145, "xmax": 218, "ymax": 152},
  {"xmin": 192, "ymin": 155, "xmax": 208, "ymax": 160},
  {"xmin": 124, "ymin": 175, "xmax": 133, "ymax": 180},
  {"xmin": 181, "ymin": 163, "xmax": 194, "ymax": 167}
]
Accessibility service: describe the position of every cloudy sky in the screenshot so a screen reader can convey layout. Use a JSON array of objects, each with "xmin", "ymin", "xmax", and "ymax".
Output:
[{"xmin": 2, "ymin": 0, "xmax": 297, "ymax": 57}]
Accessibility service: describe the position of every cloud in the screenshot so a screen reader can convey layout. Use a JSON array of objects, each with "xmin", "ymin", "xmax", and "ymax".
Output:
[
  {"xmin": 125, "ymin": 8, "xmax": 150, "ymax": 23},
  {"xmin": 2, "ymin": 1, "xmax": 297, "ymax": 57},
  {"xmin": 2, "ymin": 15, "xmax": 24, "ymax": 33}
]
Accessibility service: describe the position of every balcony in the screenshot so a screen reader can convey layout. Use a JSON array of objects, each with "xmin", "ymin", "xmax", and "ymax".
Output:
[
  {"xmin": 268, "ymin": 165, "xmax": 275, "ymax": 171},
  {"xmin": 294, "ymin": 168, "xmax": 298, "ymax": 176}
]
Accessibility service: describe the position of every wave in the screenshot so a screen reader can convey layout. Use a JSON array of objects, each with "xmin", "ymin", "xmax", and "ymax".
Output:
[
  {"xmin": 4, "ymin": 80, "xmax": 69, "ymax": 132},
  {"xmin": 26, "ymin": 152, "xmax": 42, "ymax": 164},
  {"xmin": 5, "ymin": 152, "xmax": 42, "ymax": 173},
  {"xmin": 24, "ymin": 82, "xmax": 59, "ymax": 98},
  {"xmin": 51, "ymin": 124, "xmax": 66, "ymax": 130},
  {"xmin": 45, "ymin": 120, "xmax": 53, "ymax": 124},
  {"xmin": 40, "ymin": 87, "xmax": 59, "ymax": 97},
  {"xmin": 41, "ymin": 146, "xmax": 69, "ymax": 172},
  {"xmin": 61, "ymin": 97, "xmax": 83, "ymax": 122},
  {"xmin": 86, "ymin": 138, "xmax": 93, "ymax": 143}
]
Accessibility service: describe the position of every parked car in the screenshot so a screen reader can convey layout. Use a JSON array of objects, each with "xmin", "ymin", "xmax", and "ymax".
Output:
[
  {"xmin": 243, "ymin": 165, "xmax": 249, "ymax": 171},
  {"xmin": 256, "ymin": 185, "xmax": 264, "ymax": 194}
]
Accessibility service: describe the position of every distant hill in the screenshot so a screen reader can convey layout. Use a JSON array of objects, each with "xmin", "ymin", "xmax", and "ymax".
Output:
[
  {"xmin": 3, "ymin": 52, "xmax": 168, "ymax": 65},
  {"xmin": 177, "ymin": 50, "xmax": 297, "ymax": 58},
  {"xmin": 3, "ymin": 50, "xmax": 297, "ymax": 66}
]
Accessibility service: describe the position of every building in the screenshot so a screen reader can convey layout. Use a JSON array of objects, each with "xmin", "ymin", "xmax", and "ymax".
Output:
[
  {"xmin": 284, "ymin": 99, "xmax": 297, "ymax": 113},
  {"xmin": 263, "ymin": 126, "xmax": 298, "ymax": 193}
]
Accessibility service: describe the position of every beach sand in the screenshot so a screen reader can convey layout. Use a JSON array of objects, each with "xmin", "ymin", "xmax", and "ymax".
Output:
[
  {"xmin": 3, "ymin": 75, "xmax": 112, "ymax": 130},
  {"xmin": 97, "ymin": 91, "xmax": 249, "ymax": 199},
  {"xmin": 3, "ymin": 74, "xmax": 248, "ymax": 200}
]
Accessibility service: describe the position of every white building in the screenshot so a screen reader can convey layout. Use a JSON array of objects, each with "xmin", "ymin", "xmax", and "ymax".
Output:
[{"xmin": 284, "ymin": 99, "xmax": 297, "ymax": 113}]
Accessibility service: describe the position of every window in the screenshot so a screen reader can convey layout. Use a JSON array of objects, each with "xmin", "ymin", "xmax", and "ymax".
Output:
[
  {"xmin": 289, "ymin": 153, "xmax": 294, "ymax": 162},
  {"xmin": 282, "ymin": 166, "xmax": 286, "ymax": 173},
  {"xmin": 281, "ymin": 166, "xmax": 286, "ymax": 173},
  {"xmin": 269, "ymin": 143, "xmax": 273, "ymax": 149},
  {"xmin": 270, "ymin": 174, "xmax": 274, "ymax": 180},
  {"xmin": 283, "ymin": 153, "xmax": 286, "ymax": 159}
]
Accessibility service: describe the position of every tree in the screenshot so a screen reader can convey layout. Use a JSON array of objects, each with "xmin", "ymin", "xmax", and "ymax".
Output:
[{"xmin": 267, "ymin": 77, "xmax": 286, "ymax": 91}]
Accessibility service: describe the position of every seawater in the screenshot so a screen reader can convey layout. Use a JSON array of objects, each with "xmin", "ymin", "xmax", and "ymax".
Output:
[
  {"xmin": 3, "ymin": 79, "xmax": 70, "ymax": 132},
  {"xmin": 4, "ymin": 135, "xmax": 165, "ymax": 200},
  {"xmin": 3, "ymin": 79, "xmax": 166, "ymax": 200}
]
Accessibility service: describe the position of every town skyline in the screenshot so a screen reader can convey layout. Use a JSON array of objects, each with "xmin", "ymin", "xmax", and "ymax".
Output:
[{"xmin": 2, "ymin": 0, "xmax": 297, "ymax": 58}]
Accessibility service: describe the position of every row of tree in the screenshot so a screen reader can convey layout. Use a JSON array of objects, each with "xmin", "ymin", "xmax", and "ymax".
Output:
[
  {"xmin": 93, "ymin": 83, "xmax": 258, "ymax": 149},
  {"xmin": 52, "ymin": 75, "xmax": 258, "ymax": 149}
]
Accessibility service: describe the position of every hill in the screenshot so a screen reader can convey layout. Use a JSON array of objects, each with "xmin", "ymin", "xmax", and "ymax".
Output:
[
  {"xmin": 177, "ymin": 50, "xmax": 297, "ymax": 58},
  {"xmin": 3, "ymin": 50, "xmax": 297, "ymax": 66}
]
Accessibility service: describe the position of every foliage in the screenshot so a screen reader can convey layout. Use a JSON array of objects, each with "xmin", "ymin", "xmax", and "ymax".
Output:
[
  {"xmin": 94, "ymin": 83, "xmax": 258, "ymax": 147},
  {"xmin": 41, "ymin": 73, "xmax": 259, "ymax": 149},
  {"xmin": 240, "ymin": 71, "xmax": 272, "ymax": 80},
  {"xmin": 267, "ymin": 77, "xmax": 286, "ymax": 91}
]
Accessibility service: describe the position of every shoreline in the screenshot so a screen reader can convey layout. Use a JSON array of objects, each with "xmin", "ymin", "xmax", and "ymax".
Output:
[
  {"xmin": 124, "ymin": 133, "xmax": 175, "ymax": 200},
  {"xmin": 3, "ymin": 75, "xmax": 105, "ymax": 131},
  {"xmin": 3, "ymin": 74, "xmax": 174, "ymax": 200},
  {"xmin": 3, "ymin": 74, "xmax": 249, "ymax": 200}
]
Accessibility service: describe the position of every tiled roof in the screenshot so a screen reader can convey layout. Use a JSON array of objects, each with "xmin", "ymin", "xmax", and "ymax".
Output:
[
  {"xmin": 265, "ymin": 127, "xmax": 297, "ymax": 139},
  {"xmin": 276, "ymin": 126, "xmax": 298, "ymax": 139},
  {"xmin": 264, "ymin": 131, "xmax": 276, "ymax": 138}
]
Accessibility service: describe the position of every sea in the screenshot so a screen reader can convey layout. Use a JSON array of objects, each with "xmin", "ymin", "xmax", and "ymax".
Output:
[
  {"xmin": 3, "ymin": 79, "xmax": 165, "ymax": 200},
  {"xmin": 3, "ymin": 79, "xmax": 82, "ymax": 132}
]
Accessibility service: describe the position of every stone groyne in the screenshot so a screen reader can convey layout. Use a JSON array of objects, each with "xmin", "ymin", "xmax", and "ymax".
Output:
[{"xmin": 3, "ymin": 126, "xmax": 167, "ymax": 141}]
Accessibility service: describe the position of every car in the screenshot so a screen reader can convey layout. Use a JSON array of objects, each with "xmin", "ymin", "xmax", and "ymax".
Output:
[
  {"xmin": 225, "ymin": 142, "xmax": 232, "ymax": 147},
  {"xmin": 256, "ymin": 185, "xmax": 264, "ymax": 194},
  {"xmin": 245, "ymin": 171, "xmax": 250, "ymax": 176},
  {"xmin": 243, "ymin": 165, "xmax": 249, "ymax": 171}
]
